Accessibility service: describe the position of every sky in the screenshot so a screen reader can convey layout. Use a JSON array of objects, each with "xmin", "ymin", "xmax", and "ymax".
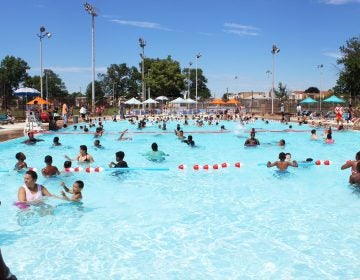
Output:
[{"xmin": 1, "ymin": 0, "xmax": 360, "ymax": 98}]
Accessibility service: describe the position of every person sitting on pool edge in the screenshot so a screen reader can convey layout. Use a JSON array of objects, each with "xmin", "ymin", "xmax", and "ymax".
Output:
[
  {"xmin": 109, "ymin": 151, "xmax": 128, "ymax": 168},
  {"xmin": 41, "ymin": 155, "xmax": 61, "ymax": 177},
  {"xmin": 14, "ymin": 152, "xmax": 28, "ymax": 171},
  {"xmin": 349, "ymin": 162, "xmax": 360, "ymax": 185},
  {"xmin": 267, "ymin": 152, "xmax": 298, "ymax": 171},
  {"xmin": 244, "ymin": 131, "xmax": 260, "ymax": 146},
  {"xmin": 143, "ymin": 142, "xmax": 169, "ymax": 162},
  {"xmin": 60, "ymin": 180, "xmax": 84, "ymax": 202}
]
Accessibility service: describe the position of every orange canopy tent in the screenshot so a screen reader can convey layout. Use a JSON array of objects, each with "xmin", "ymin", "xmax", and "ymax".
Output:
[
  {"xmin": 226, "ymin": 99, "xmax": 240, "ymax": 105},
  {"xmin": 27, "ymin": 96, "xmax": 51, "ymax": 105},
  {"xmin": 209, "ymin": 98, "xmax": 226, "ymax": 105}
]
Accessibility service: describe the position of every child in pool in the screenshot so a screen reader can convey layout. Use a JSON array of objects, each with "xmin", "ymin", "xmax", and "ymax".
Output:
[
  {"xmin": 14, "ymin": 152, "xmax": 27, "ymax": 171},
  {"xmin": 60, "ymin": 180, "xmax": 84, "ymax": 202}
]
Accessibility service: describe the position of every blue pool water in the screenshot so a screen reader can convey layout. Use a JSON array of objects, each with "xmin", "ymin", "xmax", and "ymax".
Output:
[{"xmin": 1, "ymin": 118, "xmax": 360, "ymax": 279}]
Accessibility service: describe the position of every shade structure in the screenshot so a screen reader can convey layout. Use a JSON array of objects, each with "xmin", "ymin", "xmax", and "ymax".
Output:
[
  {"xmin": 142, "ymin": 98, "xmax": 159, "ymax": 104},
  {"xmin": 155, "ymin": 96, "xmax": 168, "ymax": 101},
  {"xmin": 170, "ymin": 97, "xmax": 186, "ymax": 104},
  {"xmin": 323, "ymin": 95, "xmax": 345, "ymax": 103},
  {"xmin": 226, "ymin": 99, "xmax": 240, "ymax": 105},
  {"xmin": 27, "ymin": 96, "xmax": 50, "ymax": 105},
  {"xmin": 13, "ymin": 87, "xmax": 40, "ymax": 97},
  {"xmin": 209, "ymin": 98, "xmax": 226, "ymax": 105},
  {"xmin": 184, "ymin": 98, "xmax": 197, "ymax": 104},
  {"xmin": 300, "ymin": 97, "xmax": 318, "ymax": 104},
  {"xmin": 124, "ymin": 97, "xmax": 142, "ymax": 105}
]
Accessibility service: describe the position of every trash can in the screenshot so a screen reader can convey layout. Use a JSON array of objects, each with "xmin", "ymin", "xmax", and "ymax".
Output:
[{"xmin": 73, "ymin": 115, "xmax": 79, "ymax": 123}]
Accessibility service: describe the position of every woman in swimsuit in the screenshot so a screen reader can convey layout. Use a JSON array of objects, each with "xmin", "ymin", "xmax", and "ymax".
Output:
[
  {"xmin": 18, "ymin": 170, "xmax": 53, "ymax": 203},
  {"xmin": 65, "ymin": 145, "xmax": 94, "ymax": 163}
]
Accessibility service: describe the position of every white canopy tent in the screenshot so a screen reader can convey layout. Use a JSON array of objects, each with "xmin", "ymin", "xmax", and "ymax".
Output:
[
  {"xmin": 124, "ymin": 97, "xmax": 142, "ymax": 105},
  {"xmin": 142, "ymin": 98, "xmax": 159, "ymax": 104},
  {"xmin": 170, "ymin": 97, "xmax": 186, "ymax": 104}
]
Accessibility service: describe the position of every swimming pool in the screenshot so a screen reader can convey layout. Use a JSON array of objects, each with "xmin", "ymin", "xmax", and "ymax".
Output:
[{"xmin": 1, "ymin": 118, "xmax": 360, "ymax": 279}]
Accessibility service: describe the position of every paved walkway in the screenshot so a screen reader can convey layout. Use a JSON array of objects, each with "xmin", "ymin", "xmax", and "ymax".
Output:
[{"xmin": 0, "ymin": 122, "xmax": 27, "ymax": 142}]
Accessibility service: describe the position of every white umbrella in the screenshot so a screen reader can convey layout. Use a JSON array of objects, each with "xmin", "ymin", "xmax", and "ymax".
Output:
[
  {"xmin": 124, "ymin": 97, "xmax": 142, "ymax": 105},
  {"xmin": 155, "ymin": 96, "xmax": 168, "ymax": 101},
  {"xmin": 170, "ymin": 97, "xmax": 186, "ymax": 104},
  {"xmin": 13, "ymin": 87, "xmax": 40, "ymax": 97},
  {"xmin": 142, "ymin": 98, "xmax": 159, "ymax": 104}
]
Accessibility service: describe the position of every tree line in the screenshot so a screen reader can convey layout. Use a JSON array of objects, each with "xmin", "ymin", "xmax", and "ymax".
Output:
[
  {"xmin": 1, "ymin": 35, "xmax": 360, "ymax": 109},
  {"xmin": 0, "ymin": 55, "xmax": 211, "ymax": 109}
]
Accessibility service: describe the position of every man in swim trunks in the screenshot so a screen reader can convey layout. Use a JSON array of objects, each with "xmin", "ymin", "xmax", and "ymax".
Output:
[
  {"xmin": 267, "ymin": 152, "xmax": 298, "ymax": 170},
  {"xmin": 341, "ymin": 151, "xmax": 360, "ymax": 174}
]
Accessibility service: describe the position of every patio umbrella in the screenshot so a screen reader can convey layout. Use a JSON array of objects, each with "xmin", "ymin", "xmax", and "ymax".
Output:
[
  {"xmin": 323, "ymin": 95, "xmax": 345, "ymax": 104},
  {"xmin": 13, "ymin": 87, "xmax": 40, "ymax": 97},
  {"xmin": 299, "ymin": 97, "xmax": 317, "ymax": 104},
  {"xmin": 170, "ymin": 97, "xmax": 186, "ymax": 104},
  {"xmin": 124, "ymin": 97, "xmax": 142, "ymax": 105},
  {"xmin": 155, "ymin": 96, "xmax": 168, "ymax": 101},
  {"xmin": 226, "ymin": 99, "xmax": 240, "ymax": 105},
  {"xmin": 210, "ymin": 98, "xmax": 226, "ymax": 105},
  {"xmin": 27, "ymin": 96, "xmax": 50, "ymax": 105}
]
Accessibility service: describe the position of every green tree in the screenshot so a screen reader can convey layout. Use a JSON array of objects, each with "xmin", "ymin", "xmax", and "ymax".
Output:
[
  {"xmin": 0, "ymin": 55, "xmax": 30, "ymax": 109},
  {"xmin": 182, "ymin": 67, "xmax": 211, "ymax": 101},
  {"xmin": 144, "ymin": 56, "xmax": 185, "ymax": 99},
  {"xmin": 85, "ymin": 81, "xmax": 106, "ymax": 105},
  {"xmin": 304, "ymin": 87, "xmax": 320, "ymax": 94},
  {"xmin": 98, "ymin": 63, "xmax": 140, "ymax": 100},
  {"xmin": 274, "ymin": 82, "xmax": 290, "ymax": 101},
  {"xmin": 334, "ymin": 36, "xmax": 360, "ymax": 104},
  {"xmin": 25, "ymin": 69, "xmax": 68, "ymax": 102}
]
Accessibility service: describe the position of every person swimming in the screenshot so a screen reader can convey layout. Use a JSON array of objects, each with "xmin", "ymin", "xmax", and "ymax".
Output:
[
  {"xmin": 267, "ymin": 152, "xmax": 298, "ymax": 170},
  {"xmin": 143, "ymin": 142, "xmax": 169, "ymax": 162}
]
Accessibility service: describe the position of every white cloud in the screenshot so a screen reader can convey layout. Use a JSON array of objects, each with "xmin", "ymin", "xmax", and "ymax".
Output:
[
  {"xmin": 321, "ymin": 0, "xmax": 360, "ymax": 4},
  {"xmin": 322, "ymin": 51, "xmax": 342, "ymax": 59},
  {"xmin": 223, "ymin": 23, "xmax": 260, "ymax": 36},
  {"xmin": 110, "ymin": 19, "xmax": 171, "ymax": 31}
]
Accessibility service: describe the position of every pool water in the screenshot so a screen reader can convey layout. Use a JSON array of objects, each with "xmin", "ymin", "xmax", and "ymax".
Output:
[{"xmin": 1, "ymin": 118, "xmax": 360, "ymax": 279}]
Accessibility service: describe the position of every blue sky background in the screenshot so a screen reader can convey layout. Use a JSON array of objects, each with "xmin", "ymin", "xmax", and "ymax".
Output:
[{"xmin": 1, "ymin": 0, "xmax": 360, "ymax": 97}]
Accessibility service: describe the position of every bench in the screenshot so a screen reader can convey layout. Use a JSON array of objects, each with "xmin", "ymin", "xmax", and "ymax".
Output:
[{"xmin": 0, "ymin": 114, "xmax": 9, "ymax": 125}]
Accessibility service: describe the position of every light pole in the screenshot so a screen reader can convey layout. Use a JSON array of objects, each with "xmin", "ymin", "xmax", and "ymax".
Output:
[
  {"xmin": 271, "ymin": 44, "xmax": 280, "ymax": 114},
  {"xmin": 37, "ymin": 26, "xmax": 51, "ymax": 101},
  {"xmin": 187, "ymin": 61, "xmax": 192, "ymax": 99},
  {"xmin": 44, "ymin": 69, "xmax": 50, "ymax": 101},
  {"xmin": 195, "ymin": 53, "xmax": 201, "ymax": 112},
  {"xmin": 139, "ymin": 38, "xmax": 146, "ymax": 107},
  {"xmin": 317, "ymin": 64, "xmax": 324, "ymax": 111},
  {"xmin": 84, "ymin": 2, "xmax": 97, "ymax": 113}
]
